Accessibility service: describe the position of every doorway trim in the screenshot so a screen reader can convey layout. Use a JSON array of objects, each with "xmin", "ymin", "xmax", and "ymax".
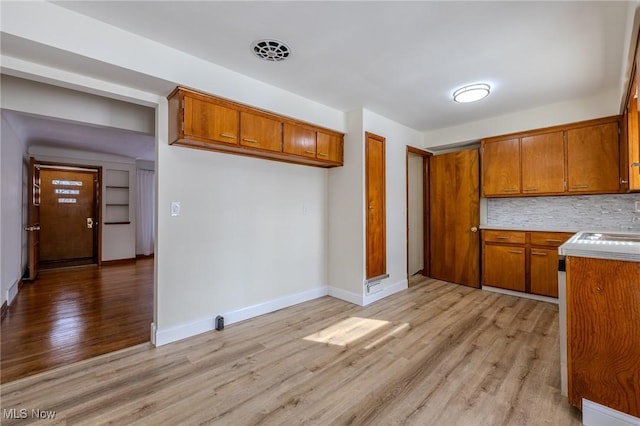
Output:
[
  {"xmin": 406, "ymin": 146, "xmax": 431, "ymax": 280},
  {"xmin": 34, "ymin": 160, "xmax": 102, "ymax": 268}
]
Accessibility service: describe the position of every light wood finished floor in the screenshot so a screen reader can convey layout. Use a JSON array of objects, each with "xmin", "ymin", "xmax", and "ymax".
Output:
[
  {"xmin": 0, "ymin": 276, "xmax": 582, "ymax": 425},
  {"xmin": 1, "ymin": 258, "xmax": 153, "ymax": 383}
]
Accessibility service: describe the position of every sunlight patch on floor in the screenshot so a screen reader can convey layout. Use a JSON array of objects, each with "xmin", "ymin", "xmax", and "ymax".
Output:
[{"xmin": 303, "ymin": 317, "xmax": 389, "ymax": 347}]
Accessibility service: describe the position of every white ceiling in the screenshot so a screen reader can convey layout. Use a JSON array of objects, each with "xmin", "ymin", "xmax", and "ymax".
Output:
[
  {"xmin": 52, "ymin": 0, "xmax": 630, "ymax": 132},
  {"xmin": 2, "ymin": 1, "xmax": 633, "ymax": 160}
]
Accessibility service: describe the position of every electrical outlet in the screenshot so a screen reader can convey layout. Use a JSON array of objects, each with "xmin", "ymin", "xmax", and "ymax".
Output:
[{"xmin": 171, "ymin": 201, "xmax": 181, "ymax": 217}]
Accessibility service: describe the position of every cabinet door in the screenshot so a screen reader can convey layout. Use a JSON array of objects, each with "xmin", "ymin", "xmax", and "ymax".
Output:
[
  {"xmin": 183, "ymin": 95, "xmax": 239, "ymax": 145},
  {"xmin": 566, "ymin": 122, "xmax": 620, "ymax": 193},
  {"xmin": 530, "ymin": 247, "xmax": 559, "ymax": 297},
  {"xmin": 482, "ymin": 138, "xmax": 521, "ymax": 196},
  {"xmin": 317, "ymin": 131, "xmax": 343, "ymax": 163},
  {"xmin": 482, "ymin": 244, "xmax": 525, "ymax": 291},
  {"xmin": 283, "ymin": 123, "xmax": 317, "ymax": 159},
  {"xmin": 521, "ymin": 132, "xmax": 565, "ymax": 194},
  {"xmin": 240, "ymin": 112, "xmax": 282, "ymax": 152}
]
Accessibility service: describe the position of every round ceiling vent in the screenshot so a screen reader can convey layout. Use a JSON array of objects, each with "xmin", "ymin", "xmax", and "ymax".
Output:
[{"xmin": 251, "ymin": 39, "xmax": 291, "ymax": 62}]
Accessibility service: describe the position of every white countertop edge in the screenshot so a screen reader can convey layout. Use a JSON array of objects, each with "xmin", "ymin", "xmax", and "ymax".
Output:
[{"xmin": 558, "ymin": 230, "xmax": 640, "ymax": 262}]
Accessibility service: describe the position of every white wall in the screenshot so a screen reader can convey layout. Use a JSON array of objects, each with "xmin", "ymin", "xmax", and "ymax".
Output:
[
  {"xmin": 1, "ymin": 75, "xmax": 155, "ymax": 134},
  {"xmin": 28, "ymin": 146, "xmax": 137, "ymax": 262},
  {"xmin": 407, "ymin": 153, "xmax": 424, "ymax": 275},
  {"xmin": 328, "ymin": 110, "xmax": 365, "ymax": 302},
  {"xmin": 1, "ymin": 111, "xmax": 28, "ymax": 307},
  {"xmin": 423, "ymin": 88, "xmax": 620, "ymax": 149}
]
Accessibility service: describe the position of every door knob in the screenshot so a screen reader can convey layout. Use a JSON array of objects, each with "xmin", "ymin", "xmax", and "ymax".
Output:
[
  {"xmin": 87, "ymin": 218, "xmax": 94, "ymax": 229},
  {"xmin": 470, "ymin": 226, "xmax": 478, "ymax": 233},
  {"xmin": 368, "ymin": 206, "xmax": 374, "ymax": 210}
]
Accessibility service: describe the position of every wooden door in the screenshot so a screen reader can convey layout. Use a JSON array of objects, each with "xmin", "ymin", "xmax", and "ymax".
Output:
[
  {"xmin": 566, "ymin": 121, "xmax": 620, "ymax": 193},
  {"xmin": 24, "ymin": 158, "xmax": 41, "ymax": 281},
  {"xmin": 39, "ymin": 169, "xmax": 97, "ymax": 262},
  {"xmin": 521, "ymin": 132, "xmax": 565, "ymax": 194},
  {"xmin": 481, "ymin": 138, "xmax": 520, "ymax": 196},
  {"xmin": 429, "ymin": 149, "xmax": 480, "ymax": 287},
  {"xmin": 365, "ymin": 132, "xmax": 386, "ymax": 279}
]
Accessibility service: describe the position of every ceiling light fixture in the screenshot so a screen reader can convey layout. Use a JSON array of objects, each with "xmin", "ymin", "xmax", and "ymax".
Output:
[
  {"xmin": 251, "ymin": 39, "xmax": 291, "ymax": 62},
  {"xmin": 453, "ymin": 83, "xmax": 491, "ymax": 103}
]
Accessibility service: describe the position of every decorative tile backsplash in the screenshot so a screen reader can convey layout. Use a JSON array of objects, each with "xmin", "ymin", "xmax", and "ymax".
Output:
[{"xmin": 486, "ymin": 194, "xmax": 640, "ymax": 231}]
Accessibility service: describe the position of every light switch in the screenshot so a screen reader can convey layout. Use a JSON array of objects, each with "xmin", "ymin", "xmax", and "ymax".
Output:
[{"xmin": 171, "ymin": 201, "xmax": 181, "ymax": 217}]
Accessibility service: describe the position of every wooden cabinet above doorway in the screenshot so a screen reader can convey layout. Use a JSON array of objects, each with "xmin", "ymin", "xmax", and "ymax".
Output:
[{"xmin": 168, "ymin": 87, "xmax": 344, "ymax": 168}]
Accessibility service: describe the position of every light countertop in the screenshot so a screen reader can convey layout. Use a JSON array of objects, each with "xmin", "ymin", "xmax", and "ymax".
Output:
[{"xmin": 558, "ymin": 230, "xmax": 640, "ymax": 262}]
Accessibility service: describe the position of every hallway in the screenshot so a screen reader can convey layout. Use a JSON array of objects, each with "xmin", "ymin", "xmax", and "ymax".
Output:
[{"xmin": 1, "ymin": 258, "xmax": 153, "ymax": 383}]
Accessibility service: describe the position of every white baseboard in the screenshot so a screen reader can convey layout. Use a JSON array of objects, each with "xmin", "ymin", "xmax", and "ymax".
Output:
[
  {"xmin": 329, "ymin": 278, "xmax": 408, "ymax": 306},
  {"xmin": 583, "ymin": 399, "xmax": 640, "ymax": 426},
  {"xmin": 154, "ymin": 286, "xmax": 329, "ymax": 346},
  {"xmin": 328, "ymin": 286, "xmax": 363, "ymax": 305},
  {"xmin": 482, "ymin": 285, "xmax": 558, "ymax": 305},
  {"xmin": 363, "ymin": 278, "xmax": 407, "ymax": 306},
  {"xmin": 7, "ymin": 279, "xmax": 19, "ymax": 305}
]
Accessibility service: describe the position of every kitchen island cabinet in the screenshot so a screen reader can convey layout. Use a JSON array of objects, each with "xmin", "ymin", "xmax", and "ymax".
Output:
[{"xmin": 565, "ymin": 256, "xmax": 640, "ymax": 418}]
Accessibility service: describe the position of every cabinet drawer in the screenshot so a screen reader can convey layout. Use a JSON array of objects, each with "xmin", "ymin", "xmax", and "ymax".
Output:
[
  {"xmin": 530, "ymin": 232, "xmax": 574, "ymax": 247},
  {"xmin": 483, "ymin": 230, "xmax": 526, "ymax": 244}
]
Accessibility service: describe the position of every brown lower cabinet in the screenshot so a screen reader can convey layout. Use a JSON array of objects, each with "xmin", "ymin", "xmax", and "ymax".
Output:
[{"xmin": 482, "ymin": 229, "xmax": 574, "ymax": 297}]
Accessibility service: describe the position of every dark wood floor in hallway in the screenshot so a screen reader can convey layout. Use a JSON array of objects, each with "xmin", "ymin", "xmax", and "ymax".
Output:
[
  {"xmin": 1, "ymin": 258, "xmax": 153, "ymax": 383},
  {"xmin": 1, "ymin": 276, "xmax": 582, "ymax": 425}
]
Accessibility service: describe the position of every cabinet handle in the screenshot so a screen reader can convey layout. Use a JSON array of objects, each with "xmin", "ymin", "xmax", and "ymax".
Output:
[
  {"xmin": 570, "ymin": 184, "xmax": 588, "ymax": 189},
  {"xmin": 508, "ymin": 250, "xmax": 523, "ymax": 254},
  {"xmin": 317, "ymin": 153, "xmax": 328, "ymax": 157},
  {"xmin": 242, "ymin": 138, "xmax": 258, "ymax": 143},
  {"xmin": 220, "ymin": 133, "xmax": 237, "ymax": 139},
  {"xmin": 545, "ymin": 239, "xmax": 562, "ymax": 243},
  {"xmin": 304, "ymin": 150, "xmax": 316, "ymax": 154},
  {"xmin": 495, "ymin": 236, "xmax": 510, "ymax": 240},
  {"xmin": 502, "ymin": 188, "xmax": 519, "ymax": 193},
  {"xmin": 531, "ymin": 251, "xmax": 548, "ymax": 256},
  {"xmin": 523, "ymin": 187, "xmax": 538, "ymax": 191},
  {"xmin": 631, "ymin": 162, "xmax": 640, "ymax": 167}
]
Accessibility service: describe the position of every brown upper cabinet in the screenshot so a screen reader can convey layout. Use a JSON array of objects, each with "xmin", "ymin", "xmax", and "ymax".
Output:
[
  {"xmin": 183, "ymin": 93, "xmax": 239, "ymax": 146},
  {"xmin": 481, "ymin": 116, "xmax": 622, "ymax": 197},
  {"xmin": 240, "ymin": 111, "xmax": 282, "ymax": 153},
  {"xmin": 168, "ymin": 86, "xmax": 344, "ymax": 168},
  {"xmin": 623, "ymin": 68, "xmax": 640, "ymax": 191},
  {"xmin": 521, "ymin": 132, "xmax": 565, "ymax": 194},
  {"xmin": 481, "ymin": 138, "xmax": 520, "ymax": 196},
  {"xmin": 566, "ymin": 121, "xmax": 620, "ymax": 193}
]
